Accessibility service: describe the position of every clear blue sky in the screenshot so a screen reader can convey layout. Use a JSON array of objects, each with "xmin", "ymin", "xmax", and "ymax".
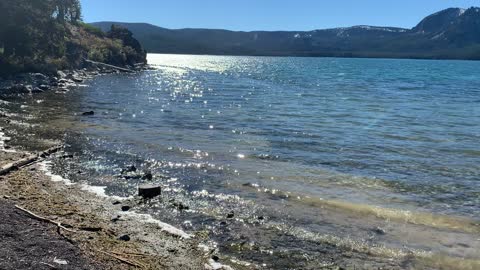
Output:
[{"xmin": 81, "ymin": 0, "xmax": 480, "ymax": 31}]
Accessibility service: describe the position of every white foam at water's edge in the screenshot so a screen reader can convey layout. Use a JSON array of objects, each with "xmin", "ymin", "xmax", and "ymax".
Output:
[
  {"xmin": 38, "ymin": 160, "xmax": 192, "ymax": 239},
  {"xmin": 79, "ymin": 184, "xmax": 131, "ymax": 201},
  {"xmin": 39, "ymin": 161, "xmax": 74, "ymax": 185},
  {"xmin": 205, "ymin": 259, "xmax": 234, "ymax": 270},
  {"xmin": 0, "ymin": 128, "xmax": 16, "ymax": 153},
  {"xmin": 39, "ymin": 161, "xmax": 129, "ymax": 200},
  {"xmin": 122, "ymin": 211, "xmax": 192, "ymax": 239}
]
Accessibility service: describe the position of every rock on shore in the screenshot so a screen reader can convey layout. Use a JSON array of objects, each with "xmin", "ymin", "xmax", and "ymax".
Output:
[{"xmin": 0, "ymin": 62, "xmax": 150, "ymax": 96}]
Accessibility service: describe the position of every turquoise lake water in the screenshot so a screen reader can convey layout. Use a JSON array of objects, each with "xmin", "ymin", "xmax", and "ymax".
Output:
[{"xmin": 2, "ymin": 54, "xmax": 480, "ymax": 268}]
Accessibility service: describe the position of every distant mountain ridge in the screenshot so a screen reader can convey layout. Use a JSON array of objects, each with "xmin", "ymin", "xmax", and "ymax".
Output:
[{"xmin": 91, "ymin": 7, "xmax": 480, "ymax": 60}]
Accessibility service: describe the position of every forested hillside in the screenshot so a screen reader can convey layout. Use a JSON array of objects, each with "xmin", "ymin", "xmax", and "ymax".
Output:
[
  {"xmin": 0, "ymin": 0, "xmax": 146, "ymax": 77},
  {"xmin": 93, "ymin": 7, "xmax": 480, "ymax": 60}
]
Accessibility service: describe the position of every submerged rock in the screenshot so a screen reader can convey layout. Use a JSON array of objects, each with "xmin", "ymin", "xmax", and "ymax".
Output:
[
  {"xmin": 32, "ymin": 73, "xmax": 47, "ymax": 80},
  {"xmin": 60, "ymin": 154, "xmax": 74, "ymax": 159},
  {"xmin": 81, "ymin": 111, "xmax": 95, "ymax": 116},
  {"xmin": 121, "ymin": 165, "xmax": 137, "ymax": 174},
  {"xmin": 38, "ymin": 84, "xmax": 50, "ymax": 91},
  {"xmin": 372, "ymin": 227, "xmax": 386, "ymax": 235},
  {"xmin": 123, "ymin": 174, "xmax": 142, "ymax": 180},
  {"xmin": 56, "ymin": 87, "xmax": 69, "ymax": 93},
  {"xmin": 172, "ymin": 201, "xmax": 189, "ymax": 211},
  {"xmin": 71, "ymin": 76, "xmax": 83, "ymax": 83},
  {"xmin": 141, "ymin": 171, "xmax": 153, "ymax": 181},
  {"xmin": 31, "ymin": 87, "xmax": 44, "ymax": 94},
  {"xmin": 10, "ymin": 84, "xmax": 31, "ymax": 93}
]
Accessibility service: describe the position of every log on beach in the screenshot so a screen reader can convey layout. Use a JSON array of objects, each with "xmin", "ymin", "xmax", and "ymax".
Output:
[{"xmin": 0, "ymin": 145, "xmax": 63, "ymax": 176}]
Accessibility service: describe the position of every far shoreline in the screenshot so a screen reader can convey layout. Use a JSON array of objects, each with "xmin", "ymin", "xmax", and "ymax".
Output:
[{"xmin": 145, "ymin": 52, "xmax": 480, "ymax": 63}]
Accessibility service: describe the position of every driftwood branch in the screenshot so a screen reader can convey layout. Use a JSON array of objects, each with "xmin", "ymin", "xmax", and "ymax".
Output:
[
  {"xmin": 111, "ymin": 250, "xmax": 152, "ymax": 257},
  {"xmin": 97, "ymin": 250, "xmax": 146, "ymax": 268},
  {"xmin": 39, "ymin": 262, "xmax": 57, "ymax": 268},
  {"xmin": 84, "ymin": 59, "xmax": 135, "ymax": 73},
  {"xmin": 15, "ymin": 205, "xmax": 76, "ymax": 233},
  {"xmin": 0, "ymin": 145, "xmax": 63, "ymax": 176}
]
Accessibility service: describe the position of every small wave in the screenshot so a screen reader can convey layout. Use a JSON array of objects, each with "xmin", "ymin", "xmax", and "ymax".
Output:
[
  {"xmin": 241, "ymin": 182, "xmax": 479, "ymax": 233},
  {"xmin": 299, "ymin": 196, "xmax": 480, "ymax": 234},
  {"xmin": 269, "ymin": 222, "xmax": 480, "ymax": 270},
  {"xmin": 415, "ymin": 254, "xmax": 480, "ymax": 270},
  {"xmin": 266, "ymin": 222, "xmax": 425, "ymax": 259}
]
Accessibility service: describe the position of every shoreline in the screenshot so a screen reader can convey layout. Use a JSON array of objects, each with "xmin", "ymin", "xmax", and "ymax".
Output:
[
  {"xmin": 2, "ymin": 137, "xmax": 479, "ymax": 270},
  {"xmin": 0, "ymin": 67, "xmax": 239, "ymax": 270},
  {"xmin": 0, "ymin": 146, "xmax": 238, "ymax": 270},
  {"xmin": 0, "ymin": 61, "xmax": 149, "ymax": 97}
]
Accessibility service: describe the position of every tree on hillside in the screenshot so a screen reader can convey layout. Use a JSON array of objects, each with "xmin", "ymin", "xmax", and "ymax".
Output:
[
  {"xmin": 0, "ymin": 0, "xmax": 146, "ymax": 76},
  {"xmin": 52, "ymin": 0, "xmax": 82, "ymax": 23},
  {"xmin": 107, "ymin": 25, "xmax": 143, "ymax": 53},
  {"xmin": 107, "ymin": 25, "xmax": 147, "ymax": 65},
  {"xmin": 0, "ymin": 0, "xmax": 82, "ymax": 58}
]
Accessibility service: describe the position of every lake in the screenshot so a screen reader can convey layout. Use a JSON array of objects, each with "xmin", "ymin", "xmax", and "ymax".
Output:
[{"xmin": 2, "ymin": 54, "xmax": 480, "ymax": 269}]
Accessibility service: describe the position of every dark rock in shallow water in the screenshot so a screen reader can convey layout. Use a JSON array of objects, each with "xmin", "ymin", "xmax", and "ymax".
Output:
[
  {"xmin": 38, "ymin": 84, "xmax": 50, "ymax": 91},
  {"xmin": 31, "ymin": 87, "xmax": 44, "ymax": 94},
  {"xmin": 10, "ymin": 84, "xmax": 31, "ymax": 93},
  {"xmin": 121, "ymin": 206, "xmax": 131, "ymax": 211},
  {"xmin": 121, "ymin": 165, "xmax": 137, "ymax": 174},
  {"xmin": 60, "ymin": 154, "xmax": 74, "ymax": 159},
  {"xmin": 118, "ymin": 235, "xmax": 130, "ymax": 241},
  {"xmin": 138, "ymin": 184, "xmax": 161, "ymax": 199},
  {"xmin": 56, "ymin": 87, "xmax": 69, "ymax": 93},
  {"xmin": 141, "ymin": 171, "xmax": 153, "ymax": 181},
  {"xmin": 372, "ymin": 227, "xmax": 386, "ymax": 235},
  {"xmin": 172, "ymin": 201, "xmax": 189, "ymax": 211},
  {"xmin": 71, "ymin": 76, "xmax": 83, "ymax": 83},
  {"xmin": 123, "ymin": 174, "xmax": 142, "ymax": 180},
  {"xmin": 82, "ymin": 111, "xmax": 95, "ymax": 116},
  {"xmin": 32, "ymin": 73, "xmax": 47, "ymax": 80}
]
